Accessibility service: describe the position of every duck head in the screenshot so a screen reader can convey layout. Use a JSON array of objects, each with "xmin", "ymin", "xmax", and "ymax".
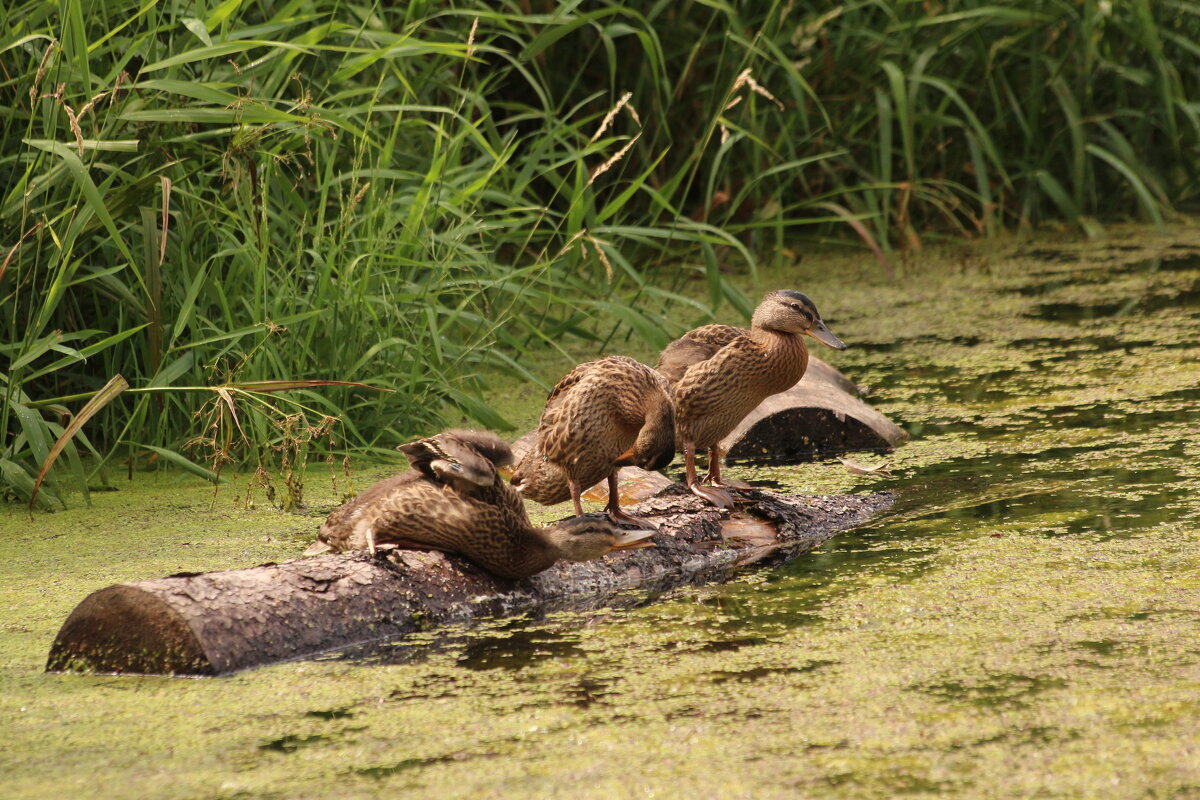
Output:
[
  {"xmin": 541, "ymin": 516, "xmax": 657, "ymax": 562},
  {"xmin": 751, "ymin": 289, "xmax": 847, "ymax": 350}
]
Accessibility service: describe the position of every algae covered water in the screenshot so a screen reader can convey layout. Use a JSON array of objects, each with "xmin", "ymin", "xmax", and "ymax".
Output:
[{"xmin": 3, "ymin": 232, "xmax": 1200, "ymax": 798}]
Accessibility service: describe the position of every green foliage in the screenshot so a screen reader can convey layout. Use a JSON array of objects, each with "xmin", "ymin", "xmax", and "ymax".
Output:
[{"xmin": 1, "ymin": 0, "xmax": 1198, "ymax": 505}]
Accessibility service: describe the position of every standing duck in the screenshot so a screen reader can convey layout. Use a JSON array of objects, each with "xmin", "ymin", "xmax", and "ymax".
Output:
[
  {"xmin": 310, "ymin": 429, "xmax": 654, "ymax": 579},
  {"xmin": 511, "ymin": 356, "xmax": 675, "ymax": 525},
  {"xmin": 656, "ymin": 290, "xmax": 846, "ymax": 507}
]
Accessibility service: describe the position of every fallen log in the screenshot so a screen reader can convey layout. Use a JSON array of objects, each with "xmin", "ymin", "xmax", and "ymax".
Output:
[
  {"xmin": 721, "ymin": 356, "xmax": 908, "ymax": 462},
  {"xmin": 46, "ymin": 487, "xmax": 893, "ymax": 677}
]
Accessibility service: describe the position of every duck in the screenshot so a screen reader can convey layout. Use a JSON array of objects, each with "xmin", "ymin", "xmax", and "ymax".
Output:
[
  {"xmin": 656, "ymin": 289, "xmax": 846, "ymax": 507},
  {"xmin": 510, "ymin": 356, "xmax": 675, "ymax": 525},
  {"xmin": 310, "ymin": 429, "xmax": 655, "ymax": 579}
]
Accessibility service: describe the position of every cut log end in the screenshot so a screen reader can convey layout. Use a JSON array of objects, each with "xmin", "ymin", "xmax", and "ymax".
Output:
[
  {"xmin": 46, "ymin": 585, "xmax": 212, "ymax": 676},
  {"xmin": 726, "ymin": 407, "xmax": 897, "ymax": 462}
]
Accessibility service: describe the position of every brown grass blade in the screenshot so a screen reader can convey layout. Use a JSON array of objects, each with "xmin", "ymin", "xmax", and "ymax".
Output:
[
  {"xmin": 229, "ymin": 380, "xmax": 394, "ymax": 393},
  {"xmin": 159, "ymin": 176, "xmax": 171, "ymax": 267},
  {"xmin": 813, "ymin": 201, "xmax": 894, "ymax": 278},
  {"xmin": 214, "ymin": 387, "xmax": 247, "ymax": 442},
  {"xmin": 29, "ymin": 374, "xmax": 129, "ymax": 510},
  {"xmin": 2, "ymin": 222, "xmax": 42, "ymax": 286}
]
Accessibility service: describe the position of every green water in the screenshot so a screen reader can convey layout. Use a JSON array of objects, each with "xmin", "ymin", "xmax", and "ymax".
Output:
[{"xmin": 4, "ymin": 230, "xmax": 1200, "ymax": 798}]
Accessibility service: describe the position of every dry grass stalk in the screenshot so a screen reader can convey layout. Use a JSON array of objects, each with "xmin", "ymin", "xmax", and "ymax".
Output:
[
  {"xmin": 731, "ymin": 68, "xmax": 784, "ymax": 111},
  {"xmin": 28, "ymin": 39, "xmax": 56, "ymax": 105},
  {"xmin": 466, "ymin": 17, "xmax": 479, "ymax": 59},
  {"xmin": 589, "ymin": 91, "xmax": 635, "ymax": 144},
  {"xmin": 587, "ymin": 132, "xmax": 641, "ymax": 185},
  {"xmin": 554, "ymin": 228, "xmax": 588, "ymax": 261},
  {"xmin": 586, "ymin": 234, "xmax": 614, "ymax": 281}
]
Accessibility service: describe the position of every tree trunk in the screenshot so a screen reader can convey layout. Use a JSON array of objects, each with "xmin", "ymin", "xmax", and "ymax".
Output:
[{"xmin": 47, "ymin": 487, "xmax": 892, "ymax": 677}]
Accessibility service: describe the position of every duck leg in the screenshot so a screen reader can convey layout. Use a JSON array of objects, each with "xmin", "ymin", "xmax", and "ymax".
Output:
[
  {"xmin": 569, "ymin": 477, "xmax": 585, "ymax": 517},
  {"xmin": 604, "ymin": 472, "xmax": 658, "ymax": 529},
  {"xmin": 702, "ymin": 446, "xmax": 730, "ymax": 486},
  {"xmin": 684, "ymin": 443, "xmax": 733, "ymax": 509},
  {"xmin": 703, "ymin": 447, "xmax": 740, "ymax": 494}
]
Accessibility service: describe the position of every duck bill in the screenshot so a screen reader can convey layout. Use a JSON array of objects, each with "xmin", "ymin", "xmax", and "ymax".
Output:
[
  {"xmin": 609, "ymin": 529, "xmax": 657, "ymax": 550},
  {"xmin": 807, "ymin": 319, "xmax": 847, "ymax": 351}
]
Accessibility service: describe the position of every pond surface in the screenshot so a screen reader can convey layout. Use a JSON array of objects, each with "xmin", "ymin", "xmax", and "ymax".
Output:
[{"xmin": 3, "ymin": 230, "xmax": 1200, "ymax": 798}]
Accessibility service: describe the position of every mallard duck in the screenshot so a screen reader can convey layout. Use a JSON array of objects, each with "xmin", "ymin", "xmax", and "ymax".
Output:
[
  {"xmin": 656, "ymin": 290, "xmax": 846, "ymax": 507},
  {"xmin": 510, "ymin": 356, "xmax": 675, "ymax": 525},
  {"xmin": 311, "ymin": 429, "xmax": 655, "ymax": 579}
]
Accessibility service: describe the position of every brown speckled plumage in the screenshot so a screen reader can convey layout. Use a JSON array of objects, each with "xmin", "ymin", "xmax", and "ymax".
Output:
[
  {"xmin": 511, "ymin": 356, "xmax": 675, "ymax": 521},
  {"xmin": 316, "ymin": 429, "xmax": 653, "ymax": 578},
  {"xmin": 396, "ymin": 428, "xmax": 513, "ymax": 494},
  {"xmin": 656, "ymin": 290, "xmax": 846, "ymax": 506}
]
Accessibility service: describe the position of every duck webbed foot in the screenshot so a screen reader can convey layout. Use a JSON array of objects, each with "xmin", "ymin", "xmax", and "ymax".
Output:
[
  {"xmin": 605, "ymin": 473, "xmax": 660, "ymax": 529},
  {"xmin": 687, "ymin": 481, "xmax": 735, "ymax": 509},
  {"xmin": 684, "ymin": 443, "xmax": 735, "ymax": 508},
  {"xmin": 605, "ymin": 502, "xmax": 660, "ymax": 530}
]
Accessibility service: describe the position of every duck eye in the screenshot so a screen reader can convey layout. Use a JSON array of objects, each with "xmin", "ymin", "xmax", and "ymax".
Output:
[{"xmin": 790, "ymin": 303, "xmax": 801, "ymax": 311}]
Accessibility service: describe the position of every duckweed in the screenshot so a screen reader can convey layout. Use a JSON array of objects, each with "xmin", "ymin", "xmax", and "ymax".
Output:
[{"xmin": 3, "ymin": 227, "xmax": 1200, "ymax": 798}]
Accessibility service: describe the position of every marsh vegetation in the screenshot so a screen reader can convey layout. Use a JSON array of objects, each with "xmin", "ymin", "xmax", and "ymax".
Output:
[
  {"xmin": 3, "ymin": 2, "xmax": 1200, "ymax": 795},
  {"xmin": 4, "ymin": 0, "xmax": 1200, "ymax": 503}
]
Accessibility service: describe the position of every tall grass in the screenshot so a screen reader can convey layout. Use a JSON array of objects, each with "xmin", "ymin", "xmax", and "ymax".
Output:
[{"xmin": 2, "ymin": 1, "xmax": 1198, "ymax": 507}]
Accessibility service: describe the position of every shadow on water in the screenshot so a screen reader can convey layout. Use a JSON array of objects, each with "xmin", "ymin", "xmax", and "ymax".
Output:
[
  {"xmin": 1031, "ymin": 284, "xmax": 1200, "ymax": 324},
  {"xmin": 872, "ymin": 436, "xmax": 1189, "ymax": 538},
  {"xmin": 455, "ymin": 628, "xmax": 585, "ymax": 671},
  {"xmin": 325, "ymin": 615, "xmax": 589, "ymax": 671},
  {"xmin": 705, "ymin": 659, "xmax": 836, "ymax": 684},
  {"xmin": 913, "ymin": 671, "xmax": 1067, "ymax": 708},
  {"xmin": 1017, "ymin": 248, "xmax": 1200, "ymax": 276},
  {"xmin": 354, "ymin": 753, "xmax": 496, "ymax": 780},
  {"xmin": 1009, "ymin": 253, "xmax": 1200, "ymax": 296}
]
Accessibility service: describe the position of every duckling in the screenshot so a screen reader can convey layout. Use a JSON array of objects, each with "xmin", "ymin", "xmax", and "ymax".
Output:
[
  {"xmin": 656, "ymin": 290, "xmax": 846, "ymax": 507},
  {"xmin": 313, "ymin": 430, "xmax": 655, "ymax": 578},
  {"xmin": 511, "ymin": 356, "xmax": 675, "ymax": 525}
]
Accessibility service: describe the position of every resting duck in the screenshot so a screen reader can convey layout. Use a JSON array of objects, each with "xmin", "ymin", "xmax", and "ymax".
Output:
[
  {"xmin": 510, "ymin": 356, "xmax": 675, "ymax": 525},
  {"xmin": 656, "ymin": 290, "xmax": 846, "ymax": 507},
  {"xmin": 310, "ymin": 429, "xmax": 654, "ymax": 579}
]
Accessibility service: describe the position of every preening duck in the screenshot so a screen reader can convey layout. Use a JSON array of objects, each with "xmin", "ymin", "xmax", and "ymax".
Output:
[
  {"xmin": 510, "ymin": 356, "xmax": 675, "ymax": 526},
  {"xmin": 312, "ymin": 429, "xmax": 654, "ymax": 579}
]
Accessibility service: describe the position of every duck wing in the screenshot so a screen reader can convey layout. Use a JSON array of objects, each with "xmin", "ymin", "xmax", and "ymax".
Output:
[
  {"xmin": 656, "ymin": 324, "xmax": 747, "ymax": 384},
  {"xmin": 398, "ymin": 431, "xmax": 500, "ymax": 489},
  {"xmin": 671, "ymin": 334, "xmax": 769, "ymax": 419}
]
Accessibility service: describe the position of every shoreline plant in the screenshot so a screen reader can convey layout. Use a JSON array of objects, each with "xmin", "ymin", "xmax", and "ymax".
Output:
[{"xmin": 2, "ymin": 1, "xmax": 1197, "ymax": 506}]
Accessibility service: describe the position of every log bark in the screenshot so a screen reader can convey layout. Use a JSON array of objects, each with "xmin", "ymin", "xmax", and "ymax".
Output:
[{"xmin": 47, "ymin": 487, "xmax": 893, "ymax": 677}]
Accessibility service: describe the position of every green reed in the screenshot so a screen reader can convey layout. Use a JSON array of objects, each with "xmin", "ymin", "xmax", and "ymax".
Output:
[{"xmin": 1, "ymin": 0, "xmax": 1197, "ymax": 506}]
